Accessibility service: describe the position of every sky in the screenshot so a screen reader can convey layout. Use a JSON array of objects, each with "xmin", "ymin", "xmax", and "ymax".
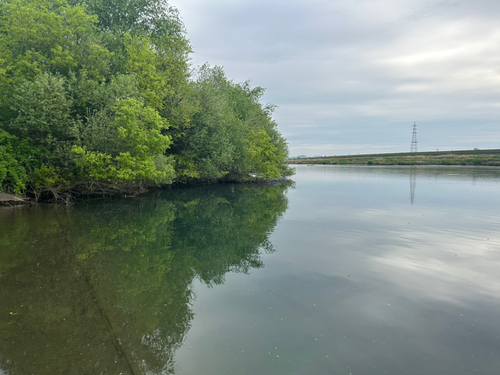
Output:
[{"xmin": 172, "ymin": 0, "xmax": 500, "ymax": 156}]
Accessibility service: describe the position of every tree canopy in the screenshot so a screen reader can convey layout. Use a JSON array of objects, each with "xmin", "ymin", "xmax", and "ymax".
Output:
[{"xmin": 0, "ymin": 0, "xmax": 292, "ymax": 198}]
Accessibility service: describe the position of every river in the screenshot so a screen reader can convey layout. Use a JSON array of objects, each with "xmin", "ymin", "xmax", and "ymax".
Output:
[{"xmin": 1, "ymin": 165, "xmax": 500, "ymax": 374}]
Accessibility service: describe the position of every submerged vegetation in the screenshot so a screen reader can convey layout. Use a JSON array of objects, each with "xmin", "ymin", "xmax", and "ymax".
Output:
[{"xmin": 0, "ymin": 0, "xmax": 292, "ymax": 199}]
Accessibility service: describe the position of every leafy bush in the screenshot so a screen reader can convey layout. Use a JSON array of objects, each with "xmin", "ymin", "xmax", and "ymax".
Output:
[
  {"xmin": 0, "ymin": 130, "xmax": 27, "ymax": 193},
  {"xmin": 73, "ymin": 99, "xmax": 175, "ymax": 185},
  {"xmin": 175, "ymin": 64, "xmax": 291, "ymax": 181},
  {"xmin": 6, "ymin": 74, "xmax": 79, "ymax": 167},
  {"xmin": 472, "ymin": 157, "xmax": 484, "ymax": 165}
]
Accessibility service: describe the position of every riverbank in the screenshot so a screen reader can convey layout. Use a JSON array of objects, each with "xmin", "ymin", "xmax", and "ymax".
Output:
[
  {"xmin": 0, "ymin": 176, "xmax": 293, "ymax": 204},
  {"xmin": 0, "ymin": 193, "xmax": 27, "ymax": 205},
  {"xmin": 287, "ymin": 149, "xmax": 500, "ymax": 166}
]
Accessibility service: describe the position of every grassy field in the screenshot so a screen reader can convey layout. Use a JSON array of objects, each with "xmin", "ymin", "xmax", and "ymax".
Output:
[{"xmin": 287, "ymin": 149, "xmax": 500, "ymax": 166}]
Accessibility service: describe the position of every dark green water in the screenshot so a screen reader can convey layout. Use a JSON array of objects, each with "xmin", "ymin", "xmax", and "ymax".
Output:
[{"xmin": 2, "ymin": 165, "xmax": 500, "ymax": 374}]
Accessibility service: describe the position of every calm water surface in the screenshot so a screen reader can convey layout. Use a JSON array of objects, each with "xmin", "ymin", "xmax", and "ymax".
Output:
[{"xmin": 1, "ymin": 165, "xmax": 500, "ymax": 374}]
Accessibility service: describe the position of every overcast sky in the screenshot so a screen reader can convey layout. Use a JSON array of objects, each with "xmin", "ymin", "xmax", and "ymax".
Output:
[{"xmin": 172, "ymin": 0, "xmax": 500, "ymax": 156}]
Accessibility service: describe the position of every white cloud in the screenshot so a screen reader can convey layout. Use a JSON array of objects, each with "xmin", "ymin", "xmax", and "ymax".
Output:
[{"xmin": 174, "ymin": 0, "xmax": 500, "ymax": 155}]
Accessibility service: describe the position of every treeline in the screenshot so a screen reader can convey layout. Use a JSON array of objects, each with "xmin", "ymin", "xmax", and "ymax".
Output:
[{"xmin": 0, "ymin": 0, "xmax": 292, "ymax": 199}]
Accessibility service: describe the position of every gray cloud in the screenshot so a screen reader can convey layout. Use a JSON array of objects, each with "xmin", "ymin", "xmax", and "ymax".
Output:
[{"xmin": 174, "ymin": 0, "xmax": 500, "ymax": 155}]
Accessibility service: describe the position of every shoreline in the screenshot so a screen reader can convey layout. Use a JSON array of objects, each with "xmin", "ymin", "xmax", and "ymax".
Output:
[
  {"xmin": 287, "ymin": 149, "xmax": 500, "ymax": 167},
  {"xmin": 0, "ymin": 177, "xmax": 293, "ymax": 205}
]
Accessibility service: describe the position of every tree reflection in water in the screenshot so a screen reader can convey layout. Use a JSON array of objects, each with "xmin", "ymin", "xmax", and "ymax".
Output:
[{"xmin": 0, "ymin": 181, "xmax": 293, "ymax": 375}]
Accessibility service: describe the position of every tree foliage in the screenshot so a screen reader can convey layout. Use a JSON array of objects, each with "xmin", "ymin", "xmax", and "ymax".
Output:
[
  {"xmin": 0, "ymin": 129, "xmax": 29, "ymax": 193},
  {"xmin": 73, "ymin": 98, "xmax": 175, "ymax": 185},
  {"xmin": 175, "ymin": 64, "xmax": 292, "ymax": 181},
  {"xmin": 0, "ymin": 0, "xmax": 291, "ymax": 197}
]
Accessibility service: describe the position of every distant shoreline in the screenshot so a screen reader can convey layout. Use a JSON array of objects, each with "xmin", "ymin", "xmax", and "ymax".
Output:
[{"xmin": 287, "ymin": 149, "xmax": 500, "ymax": 166}]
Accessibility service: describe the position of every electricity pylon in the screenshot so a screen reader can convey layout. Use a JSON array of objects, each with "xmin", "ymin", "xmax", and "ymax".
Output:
[{"xmin": 410, "ymin": 122, "xmax": 418, "ymax": 153}]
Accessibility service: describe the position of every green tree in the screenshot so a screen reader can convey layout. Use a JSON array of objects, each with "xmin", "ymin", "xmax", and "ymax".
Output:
[
  {"xmin": 0, "ymin": 129, "xmax": 29, "ymax": 193},
  {"xmin": 71, "ymin": 0, "xmax": 196, "ymax": 140},
  {"xmin": 73, "ymin": 98, "xmax": 175, "ymax": 187},
  {"xmin": 69, "ymin": 0, "xmax": 185, "ymax": 37},
  {"xmin": 0, "ymin": 0, "xmax": 290, "ymax": 197},
  {"xmin": 6, "ymin": 73, "xmax": 79, "ymax": 167},
  {"xmin": 248, "ymin": 127, "xmax": 282, "ymax": 179},
  {"xmin": 175, "ymin": 64, "xmax": 291, "ymax": 181},
  {"xmin": 0, "ymin": 0, "xmax": 108, "ymax": 81}
]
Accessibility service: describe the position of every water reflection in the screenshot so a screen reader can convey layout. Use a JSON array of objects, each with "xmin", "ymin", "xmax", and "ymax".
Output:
[
  {"xmin": 173, "ymin": 165, "xmax": 500, "ymax": 375},
  {"xmin": 3, "ymin": 166, "xmax": 500, "ymax": 375},
  {"xmin": 292, "ymin": 164, "xmax": 500, "ymax": 182},
  {"xmin": 0, "ymin": 182, "xmax": 293, "ymax": 375},
  {"xmin": 409, "ymin": 166, "xmax": 416, "ymax": 205}
]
